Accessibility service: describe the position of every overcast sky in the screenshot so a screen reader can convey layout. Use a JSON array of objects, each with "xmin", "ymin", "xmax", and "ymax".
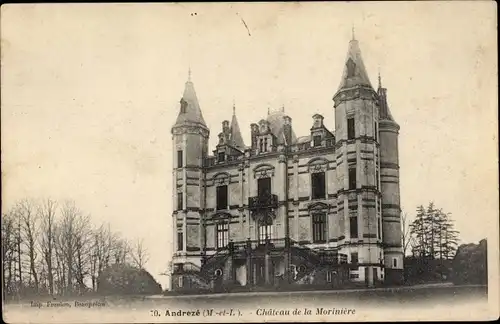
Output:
[{"xmin": 1, "ymin": 3, "xmax": 497, "ymax": 289}]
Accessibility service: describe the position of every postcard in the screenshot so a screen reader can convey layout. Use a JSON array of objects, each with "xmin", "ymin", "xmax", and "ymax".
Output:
[{"xmin": 1, "ymin": 2, "xmax": 498, "ymax": 323}]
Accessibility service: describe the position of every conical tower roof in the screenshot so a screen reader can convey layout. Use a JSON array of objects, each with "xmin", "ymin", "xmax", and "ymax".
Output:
[
  {"xmin": 173, "ymin": 72, "xmax": 207, "ymax": 129},
  {"xmin": 337, "ymin": 37, "xmax": 373, "ymax": 92},
  {"xmin": 377, "ymin": 73, "xmax": 396, "ymax": 123},
  {"xmin": 229, "ymin": 104, "xmax": 245, "ymax": 150}
]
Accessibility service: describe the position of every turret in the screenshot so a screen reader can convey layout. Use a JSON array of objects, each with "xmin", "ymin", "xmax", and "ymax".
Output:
[
  {"xmin": 377, "ymin": 73, "xmax": 404, "ymax": 285},
  {"xmin": 170, "ymin": 71, "xmax": 209, "ymax": 289},
  {"xmin": 333, "ymin": 35, "xmax": 382, "ymax": 287},
  {"xmin": 229, "ymin": 103, "xmax": 245, "ymax": 151}
]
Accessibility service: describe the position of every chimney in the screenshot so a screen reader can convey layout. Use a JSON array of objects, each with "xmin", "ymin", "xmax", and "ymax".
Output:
[
  {"xmin": 283, "ymin": 115, "xmax": 292, "ymax": 145},
  {"xmin": 222, "ymin": 120, "xmax": 230, "ymax": 134},
  {"xmin": 250, "ymin": 123, "xmax": 259, "ymax": 148}
]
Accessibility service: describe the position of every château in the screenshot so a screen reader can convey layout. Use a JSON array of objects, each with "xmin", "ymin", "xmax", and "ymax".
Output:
[{"xmin": 170, "ymin": 35, "xmax": 403, "ymax": 292}]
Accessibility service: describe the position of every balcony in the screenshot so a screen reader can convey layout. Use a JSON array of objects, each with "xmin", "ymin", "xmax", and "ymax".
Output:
[{"xmin": 248, "ymin": 194, "xmax": 279, "ymax": 210}]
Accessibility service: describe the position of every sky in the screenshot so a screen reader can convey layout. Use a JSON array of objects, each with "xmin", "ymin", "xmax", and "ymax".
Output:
[{"xmin": 1, "ymin": 2, "xmax": 497, "ymax": 289}]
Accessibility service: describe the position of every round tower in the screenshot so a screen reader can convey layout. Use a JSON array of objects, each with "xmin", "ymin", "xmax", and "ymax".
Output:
[
  {"xmin": 170, "ymin": 73, "xmax": 209, "ymax": 290},
  {"xmin": 377, "ymin": 76, "xmax": 404, "ymax": 285},
  {"xmin": 333, "ymin": 36, "xmax": 383, "ymax": 287}
]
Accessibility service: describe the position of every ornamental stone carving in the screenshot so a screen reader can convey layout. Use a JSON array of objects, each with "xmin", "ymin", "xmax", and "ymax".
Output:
[
  {"xmin": 212, "ymin": 172, "xmax": 230, "ymax": 186},
  {"xmin": 253, "ymin": 164, "xmax": 275, "ymax": 179},
  {"xmin": 307, "ymin": 201, "xmax": 331, "ymax": 212},
  {"xmin": 172, "ymin": 125, "xmax": 209, "ymax": 138},
  {"xmin": 307, "ymin": 157, "xmax": 329, "ymax": 173}
]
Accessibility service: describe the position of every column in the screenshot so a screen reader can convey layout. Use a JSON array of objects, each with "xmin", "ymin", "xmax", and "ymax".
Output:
[
  {"xmin": 264, "ymin": 253, "xmax": 270, "ymax": 285},
  {"xmin": 246, "ymin": 239, "xmax": 252, "ymax": 286}
]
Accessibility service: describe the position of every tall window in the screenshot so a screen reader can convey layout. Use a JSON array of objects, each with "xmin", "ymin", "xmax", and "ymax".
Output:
[
  {"xmin": 375, "ymin": 170, "xmax": 379, "ymax": 189},
  {"xmin": 377, "ymin": 218, "xmax": 382, "ymax": 239},
  {"xmin": 348, "ymin": 166, "xmax": 357, "ymax": 190},
  {"xmin": 311, "ymin": 172, "xmax": 326, "ymax": 199},
  {"xmin": 216, "ymin": 223, "xmax": 229, "ymax": 249},
  {"xmin": 313, "ymin": 135, "xmax": 322, "ymax": 147},
  {"xmin": 258, "ymin": 224, "xmax": 273, "ymax": 243},
  {"xmin": 347, "ymin": 117, "xmax": 355, "ymax": 140},
  {"xmin": 177, "ymin": 150, "xmax": 183, "ymax": 168},
  {"xmin": 393, "ymin": 258, "xmax": 398, "ymax": 268},
  {"xmin": 374, "ymin": 122, "xmax": 378, "ymax": 141},
  {"xmin": 312, "ymin": 213, "xmax": 327, "ymax": 243},
  {"xmin": 216, "ymin": 185, "xmax": 228, "ymax": 210},
  {"xmin": 257, "ymin": 177, "xmax": 271, "ymax": 198},
  {"xmin": 177, "ymin": 192, "xmax": 183, "ymax": 210},
  {"xmin": 351, "ymin": 252, "xmax": 358, "ymax": 264},
  {"xmin": 218, "ymin": 152, "xmax": 225, "ymax": 162},
  {"xmin": 177, "ymin": 232, "xmax": 183, "ymax": 251},
  {"xmin": 264, "ymin": 138, "xmax": 268, "ymax": 152},
  {"xmin": 350, "ymin": 215, "xmax": 358, "ymax": 238},
  {"xmin": 259, "ymin": 139, "xmax": 263, "ymax": 152}
]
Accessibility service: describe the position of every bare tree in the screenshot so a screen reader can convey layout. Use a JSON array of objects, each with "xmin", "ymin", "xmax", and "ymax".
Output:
[
  {"xmin": 131, "ymin": 238, "xmax": 150, "ymax": 269},
  {"xmin": 57, "ymin": 200, "xmax": 85, "ymax": 294},
  {"xmin": 89, "ymin": 223, "xmax": 113, "ymax": 292},
  {"xmin": 38, "ymin": 198, "xmax": 58, "ymax": 296},
  {"xmin": 73, "ymin": 213, "xmax": 92, "ymax": 294},
  {"xmin": 401, "ymin": 211, "xmax": 413, "ymax": 256},
  {"xmin": 3, "ymin": 197, "xmax": 152, "ymax": 298},
  {"xmin": 2, "ymin": 211, "xmax": 17, "ymax": 298},
  {"xmin": 53, "ymin": 222, "xmax": 66, "ymax": 295},
  {"xmin": 15, "ymin": 199, "xmax": 41, "ymax": 293}
]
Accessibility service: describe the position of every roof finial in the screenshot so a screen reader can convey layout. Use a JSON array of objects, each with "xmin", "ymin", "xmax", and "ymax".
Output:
[
  {"xmin": 232, "ymin": 98, "xmax": 236, "ymax": 115},
  {"xmin": 188, "ymin": 67, "xmax": 192, "ymax": 82},
  {"xmin": 281, "ymin": 104, "xmax": 285, "ymax": 112},
  {"xmin": 378, "ymin": 67, "xmax": 382, "ymax": 89},
  {"xmin": 352, "ymin": 24, "xmax": 355, "ymax": 40},
  {"xmin": 267, "ymin": 107, "xmax": 270, "ymax": 115}
]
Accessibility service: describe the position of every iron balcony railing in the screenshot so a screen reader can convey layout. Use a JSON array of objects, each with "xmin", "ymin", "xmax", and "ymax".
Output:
[{"xmin": 248, "ymin": 194, "xmax": 279, "ymax": 210}]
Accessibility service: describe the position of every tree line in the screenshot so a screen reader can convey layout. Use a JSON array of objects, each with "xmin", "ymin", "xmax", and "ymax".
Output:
[
  {"xmin": 399, "ymin": 202, "xmax": 489, "ymax": 286},
  {"xmin": 402, "ymin": 202, "xmax": 460, "ymax": 259},
  {"xmin": 2, "ymin": 198, "xmax": 151, "ymax": 299}
]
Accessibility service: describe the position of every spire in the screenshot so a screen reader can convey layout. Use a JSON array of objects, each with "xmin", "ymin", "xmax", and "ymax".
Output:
[
  {"xmin": 229, "ymin": 103, "xmax": 245, "ymax": 150},
  {"xmin": 336, "ymin": 35, "xmax": 373, "ymax": 92},
  {"xmin": 377, "ymin": 66, "xmax": 381, "ymax": 89},
  {"xmin": 377, "ymin": 72, "xmax": 396, "ymax": 123},
  {"xmin": 352, "ymin": 25, "xmax": 355, "ymax": 41},
  {"xmin": 173, "ymin": 71, "xmax": 207, "ymax": 128}
]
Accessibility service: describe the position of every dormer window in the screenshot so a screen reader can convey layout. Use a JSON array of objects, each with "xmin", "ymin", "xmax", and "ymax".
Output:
[
  {"xmin": 346, "ymin": 58, "xmax": 356, "ymax": 78},
  {"xmin": 313, "ymin": 135, "xmax": 322, "ymax": 147},
  {"xmin": 180, "ymin": 98, "xmax": 188, "ymax": 114}
]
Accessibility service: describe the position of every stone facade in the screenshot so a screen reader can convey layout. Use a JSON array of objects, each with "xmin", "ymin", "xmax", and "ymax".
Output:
[{"xmin": 170, "ymin": 37, "xmax": 403, "ymax": 291}]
